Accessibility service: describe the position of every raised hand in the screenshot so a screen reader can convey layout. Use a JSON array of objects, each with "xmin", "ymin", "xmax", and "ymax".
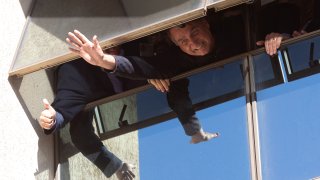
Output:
[
  {"xmin": 66, "ymin": 30, "xmax": 116, "ymax": 70},
  {"xmin": 147, "ymin": 79, "xmax": 170, "ymax": 93},
  {"xmin": 39, "ymin": 99, "xmax": 56, "ymax": 130}
]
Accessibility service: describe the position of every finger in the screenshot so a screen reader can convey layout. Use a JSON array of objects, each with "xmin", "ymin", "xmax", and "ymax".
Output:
[
  {"xmin": 148, "ymin": 79, "xmax": 160, "ymax": 91},
  {"xmin": 43, "ymin": 98, "xmax": 50, "ymax": 109},
  {"xmin": 66, "ymin": 38, "xmax": 80, "ymax": 50},
  {"xmin": 292, "ymin": 30, "xmax": 299, "ymax": 37},
  {"xmin": 68, "ymin": 32, "xmax": 83, "ymax": 46},
  {"xmin": 43, "ymin": 99, "xmax": 56, "ymax": 116},
  {"xmin": 68, "ymin": 47, "xmax": 80, "ymax": 54},
  {"xmin": 271, "ymin": 38, "xmax": 277, "ymax": 55},
  {"xmin": 93, "ymin": 35, "xmax": 99, "ymax": 48},
  {"xmin": 39, "ymin": 116, "xmax": 54, "ymax": 129},
  {"xmin": 265, "ymin": 40, "xmax": 271, "ymax": 55},
  {"xmin": 256, "ymin": 40, "xmax": 265, "ymax": 46},
  {"xmin": 267, "ymin": 37, "xmax": 277, "ymax": 55},
  {"xmin": 150, "ymin": 80, "xmax": 163, "ymax": 92},
  {"xmin": 128, "ymin": 170, "xmax": 135, "ymax": 178},
  {"xmin": 74, "ymin": 30, "xmax": 90, "ymax": 44},
  {"xmin": 159, "ymin": 79, "xmax": 170, "ymax": 92},
  {"xmin": 123, "ymin": 172, "xmax": 133, "ymax": 180},
  {"xmin": 40, "ymin": 115, "xmax": 53, "ymax": 123},
  {"xmin": 154, "ymin": 80, "xmax": 166, "ymax": 92},
  {"xmin": 41, "ymin": 109, "xmax": 53, "ymax": 119},
  {"xmin": 265, "ymin": 34, "xmax": 271, "ymax": 55},
  {"xmin": 41, "ymin": 118, "xmax": 54, "ymax": 126},
  {"xmin": 40, "ymin": 120, "xmax": 54, "ymax": 130},
  {"xmin": 275, "ymin": 37, "xmax": 282, "ymax": 49}
]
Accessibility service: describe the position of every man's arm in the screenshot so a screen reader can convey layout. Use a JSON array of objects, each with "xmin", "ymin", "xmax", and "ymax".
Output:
[
  {"xmin": 66, "ymin": 30, "xmax": 116, "ymax": 70},
  {"xmin": 166, "ymin": 79, "xmax": 199, "ymax": 135},
  {"xmin": 167, "ymin": 79, "xmax": 219, "ymax": 143},
  {"xmin": 66, "ymin": 30, "xmax": 173, "ymax": 80}
]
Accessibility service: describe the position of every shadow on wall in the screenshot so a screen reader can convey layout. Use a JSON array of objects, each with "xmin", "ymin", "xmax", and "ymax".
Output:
[
  {"xmin": 19, "ymin": 0, "xmax": 34, "ymax": 17},
  {"xmin": 19, "ymin": 0, "xmax": 191, "ymax": 52},
  {"xmin": 8, "ymin": 69, "xmax": 79, "ymax": 179}
]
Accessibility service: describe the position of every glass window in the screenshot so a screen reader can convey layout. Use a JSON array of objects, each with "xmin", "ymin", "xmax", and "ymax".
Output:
[
  {"xmin": 95, "ymin": 58, "xmax": 246, "ymax": 138},
  {"xmin": 139, "ymin": 97, "xmax": 251, "ymax": 180},
  {"xmin": 280, "ymin": 34, "xmax": 320, "ymax": 81},
  {"xmin": 256, "ymin": 73, "xmax": 320, "ymax": 180},
  {"xmin": 252, "ymin": 52, "xmax": 284, "ymax": 91}
]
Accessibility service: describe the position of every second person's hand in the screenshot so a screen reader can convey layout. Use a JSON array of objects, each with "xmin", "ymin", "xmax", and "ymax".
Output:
[
  {"xmin": 147, "ymin": 79, "xmax": 170, "ymax": 93},
  {"xmin": 256, "ymin": 32, "xmax": 288, "ymax": 56}
]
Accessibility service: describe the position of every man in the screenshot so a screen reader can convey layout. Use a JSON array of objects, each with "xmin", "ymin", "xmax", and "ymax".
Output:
[
  {"xmin": 39, "ymin": 48, "xmax": 142, "ymax": 179},
  {"xmin": 66, "ymin": 13, "xmax": 246, "ymax": 144}
]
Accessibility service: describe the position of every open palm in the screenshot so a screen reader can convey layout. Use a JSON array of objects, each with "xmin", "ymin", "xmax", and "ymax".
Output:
[{"xmin": 66, "ymin": 30, "xmax": 104, "ymax": 66}]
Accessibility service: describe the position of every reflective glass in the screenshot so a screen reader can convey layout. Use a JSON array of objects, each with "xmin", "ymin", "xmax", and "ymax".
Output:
[
  {"xmin": 256, "ymin": 74, "xmax": 320, "ymax": 180},
  {"xmin": 96, "ymin": 59, "xmax": 245, "ymax": 133},
  {"xmin": 256, "ymin": 37, "xmax": 320, "ymax": 180},
  {"xmin": 252, "ymin": 52, "xmax": 283, "ymax": 90},
  {"xmin": 139, "ymin": 97, "xmax": 250, "ymax": 179},
  {"xmin": 282, "ymin": 35, "xmax": 320, "ymax": 74}
]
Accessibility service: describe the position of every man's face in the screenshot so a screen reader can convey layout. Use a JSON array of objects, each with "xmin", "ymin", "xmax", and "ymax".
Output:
[{"xmin": 168, "ymin": 19, "xmax": 214, "ymax": 56}]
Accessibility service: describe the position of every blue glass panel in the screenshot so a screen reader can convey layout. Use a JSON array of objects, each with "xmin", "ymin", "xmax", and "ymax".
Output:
[
  {"xmin": 139, "ymin": 97, "xmax": 251, "ymax": 180},
  {"xmin": 253, "ymin": 53, "xmax": 276, "ymax": 84},
  {"xmin": 286, "ymin": 36, "xmax": 320, "ymax": 72},
  {"xmin": 136, "ymin": 59, "xmax": 245, "ymax": 121},
  {"xmin": 188, "ymin": 60, "xmax": 244, "ymax": 103},
  {"xmin": 257, "ymin": 73, "xmax": 320, "ymax": 180}
]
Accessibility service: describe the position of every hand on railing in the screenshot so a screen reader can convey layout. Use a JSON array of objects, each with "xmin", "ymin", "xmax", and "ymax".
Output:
[
  {"xmin": 256, "ymin": 32, "xmax": 290, "ymax": 56},
  {"xmin": 147, "ymin": 79, "xmax": 170, "ymax": 93}
]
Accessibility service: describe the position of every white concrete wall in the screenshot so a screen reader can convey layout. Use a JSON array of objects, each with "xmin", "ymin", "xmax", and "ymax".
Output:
[{"xmin": 0, "ymin": 0, "xmax": 54, "ymax": 179}]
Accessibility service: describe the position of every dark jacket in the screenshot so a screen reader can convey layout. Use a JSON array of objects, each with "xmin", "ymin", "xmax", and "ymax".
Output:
[
  {"xmin": 45, "ymin": 59, "xmax": 144, "ymax": 134},
  {"xmin": 113, "ymin": 13, "xmax": 246, "ymax": 128}
]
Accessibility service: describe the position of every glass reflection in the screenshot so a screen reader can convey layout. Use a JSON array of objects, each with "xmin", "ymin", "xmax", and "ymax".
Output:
[
  {"xmin": 252, "ymin": 52, "xmax": 283, "ymax": 91},
  {"xmin": 282, "ymin": 35, "xmax": 320, "ymax": 74},
  {"xmin": 95, "ymin": 58, "xmax": 245, "ymax": 133}
]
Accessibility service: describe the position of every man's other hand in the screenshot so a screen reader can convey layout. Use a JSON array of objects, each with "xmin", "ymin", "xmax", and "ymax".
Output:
[
  {"xmin": 39, "ymin": 99, "xmax": 56, "ymax": 130},
  {"xmin": 147, "ymin": 79, "xmax": 170, "ymax": 93},
  {"xmin": 256, "ymin": 32, "xmax": 288, "ymax": 56}
]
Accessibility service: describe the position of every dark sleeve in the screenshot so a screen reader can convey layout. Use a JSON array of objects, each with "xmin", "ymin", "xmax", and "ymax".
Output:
[
  {"xmin": 166, "ymin": 79, "xmax": 196, "ymax": 125},
  {"xmin": 112, "ymin": 53, "xmax": 178, "ymax": 80},
  {"xmin": 257, "ymin": 3, "xmax": 300, "ymax": 40},
  {"xmin": 45, "ymin": 60, "xmax": 107, "ymax": 134},
  {"xmin": 306, "ymin": 0, "xmax": 320, "ymax": 32}
]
